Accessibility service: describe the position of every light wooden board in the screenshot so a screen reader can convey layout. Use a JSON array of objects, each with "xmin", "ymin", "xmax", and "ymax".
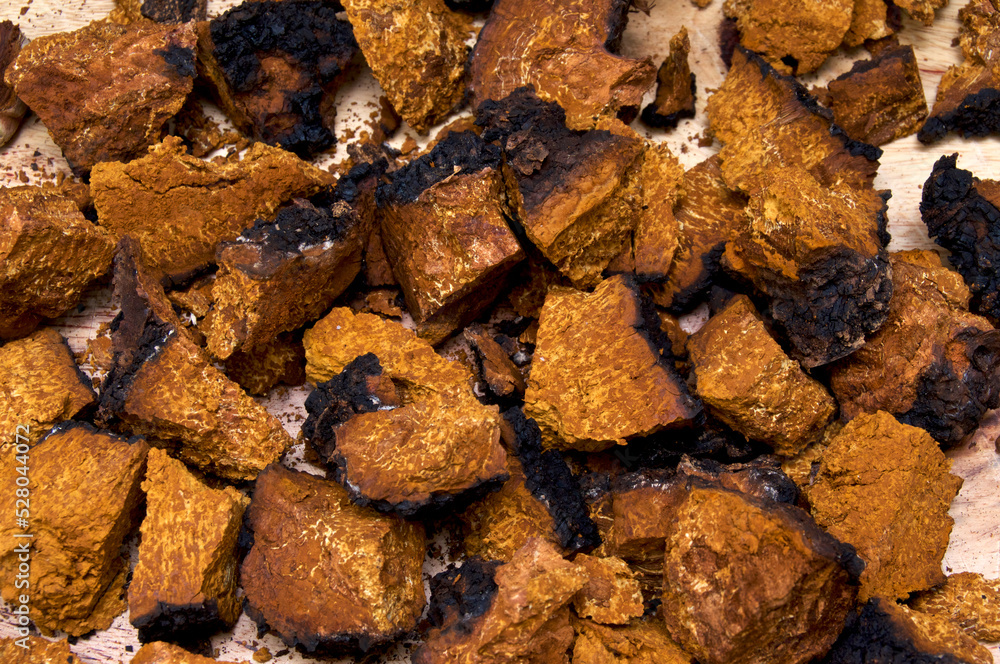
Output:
[{"xmin": 0, "ymin": 0, "xmax": 998, "ymax": 662}]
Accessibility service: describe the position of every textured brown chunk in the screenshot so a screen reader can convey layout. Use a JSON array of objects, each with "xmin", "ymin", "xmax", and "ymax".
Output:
[
  {"xmin": 465, "ymin": 325, "xmax": 527, "ymax": 399},
  {"xmin": 241, "ymin": 465, "xmax": 425, "ymax": 652},
  {"xmin": 129, "ymin": 448, "xmax": 249, "ymax": 642},
  {"xmin": 0, "ymin": 21, "xmax": 26, "ymax": 148},
  {"xmin": 0, "ymin": 186, "xmax": 115, "ymax": 339},
  {"xmin": 689, "ymin": 295, "xmax": 836, "ymax": 456},
  {"xmin": 132, "ymin": 641, "xmax": 250, "ymax": 664},
  {"xmin": 525, "ymin": 275, "xmax": 699, "ymax": 452},
  {"xmin": 0, "ymin": 328, "xmax": 95, "ymax": 447},
  {"xmin": 342, "ymin": 0, "xmax": 470, "ymax": 133},
  {"xmin": 225, "ymin": 333, "xmax": 306, "ymax": 396},
  {"xmin": 825, "ymin": 44, "xmax": 928, "ymax": 146},
  {"xmin": 0, "ymin": 636, "xmax": 81, "ymax": 663},
  {"xmin": 661, "ymin": 485, "xmax": 860, "ymax": 664},
  {"xmin": 958, "ymin": 0, "xmax": 1000, "ymax": 65},
  {"xmin": 909, "ymin": 572, "xmax": 1000, "ymax": 641},
  {"xmin": 722, "ymin": 0, "xmax": 853, "ymax": 74},
  {"xmin": 469, "ymin": 0, "xmax": 655, "ymax": 130},
  {"xmin": 414, "ymin": 538, "xmax": 588, "ymax": 664},
  {"xmin": 895, "ymin": 0, "xmax": 947, "ymax": 24},
  {"xmin": 91, "ymin": 135, "xmax": 332, "ymax": 284},
  {"xmin": 5, "ymin": 20, "xmax": 196, "ymax": 174},
  {"xmin": 572, "ymin": 555, "xmax": 644, "ymax": 625},
  {"xmin": 805, "ymin": 411, "xmax": 963, "ymax": 601},
  {"xmin": 830, "ymin": 251, "xmax": 1000, "ymax": 447},
  {"xmin": 640, "ymin": 27, "xmax": 696, "ymax": 130},
  {"xmin": 843, "ymin": 0, "xmax": 894, "ymax": 46},
  {"xmin": 0, "ymin": 423, "xmax": 148, "ymax": 636},
  {"xmin": 571, "ymin": 616, "xmax": 692, "ymax": 664}
]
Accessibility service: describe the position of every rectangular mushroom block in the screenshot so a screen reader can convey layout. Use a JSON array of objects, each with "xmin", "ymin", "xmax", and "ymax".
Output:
[
  {"xmin": 0, "ymin": 422, "xmax": 149, "ymax": 636},
  {"xmin": 688, "ymin": 294, "xmax": 836, "ymax": 456},
  {"xmin": 241, "ymin": 465, "xmax": 426, "ymax": 653},
  {"xmin": 524, "ymin": 274, "xmax": 699, "ymax": 452},
  {"xmin": 376, "ymin": 131, "xmax": 524, "ymax": 343},
  {"xmin": 0, "ymin": 186, "xmax": 115, "ymax": 339},
  {"xmin": 90, "ymin": 135, "xmax": 333, "ymax": 284},
  {"xmin": 5, "ymin": 20, "xmax": 196, "ymax": 174},
  {"xmin": 129, "ymin": 448, "xmax": 249, "ymax": 642}
]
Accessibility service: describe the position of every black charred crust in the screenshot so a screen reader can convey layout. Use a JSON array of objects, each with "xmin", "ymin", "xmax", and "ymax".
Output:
[
  {"xmin": 875, "ymin": 191, "xmax": 892, "ymax": 247},
  {"xmin": 719, "ymin": 17, "xmax": 740, "ymax": 69},
  {"xmin": 622, "ymin": 412, "xmax": 769, "ymax": 467},
  {"xmin": 679, "ymin": 455, "xmax": 801, "ymax": 505},
  {"xmin": 375, "ymin": 131, "xmax": 502, "ymax": 206},
  {"xmin": 640, "ymin": 72, "xmax": 697, "ymax": 129},
  {"xmin": 897, "ymin": 328, "xmax": 1000, "ymax": 447},
  {"xmin": 425, "ymin": 558, "xmax": 501, "ymax": 630},
  {"xmin": 502, "ymin": 407, "xmax": 601, "ymax": 554},
  {"xmin": 443, "ymin": 0, "xmax": 495, "ymax": 11},
  {"xmin": 333, "ymin": 158, "xmax": 389, "ymax": 206},
  {"xmin": 153, "ymin": 45, "xmax": 196, "ymax": 79},
  {"xmin": 663, "ymin": 242, "xmax": 729, "ymax": 314},
  {"xmin": 236, "ymin": 190, "xmax": 359, "ymax": 256},
  {"xmin": 243, "ymin": 601, "xmax": 409, "ymax": 655},
  {"xmin": 133, "ymin": 599, "xmax": 227, "ymax": 644},
  {"xmin": 98, "ymin": 320, "xmax": 173, "ymax": 421},
  {"xmin": 918, "ymin": 87, "xmax": 1000, "ymax": 144},
  {"xmin": 141, "ymin": 0, "xmax": 205, "ymax": 23},
  {"xmin": 920, "ymin": 154, "xmax": 1000, "ymax": 321},
  {"xmin": 302, "ymin": 352, "xmax": 384, "ymax": 459},
  {"xmin": 821, "ymin": 598, "xmax": 971, "ymax": 664}
]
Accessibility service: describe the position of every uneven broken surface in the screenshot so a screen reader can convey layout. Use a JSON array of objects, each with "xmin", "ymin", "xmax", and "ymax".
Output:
[
  {"xmin": 622, "ymin": 142, "xmax": 685, "ymax": 282},
  {"xmin": 91, "ymin": 135, "xmax": 332, "ymax": 284},
  {"xmin": 572, "ymin": 616, "xmax": 692, "ymax": 664},
  {"xmin": 6, "ymin": 20, "xmax": 196, "ymax": 174},
  {"xmin": 464, "ymin": 326, "xmax": 527, "ymax": 400},
  {"xmin": 469, "ymin": 0, "xmax": 656, "ymax": 129},
  {"xmin": 129, "ymin": 448, "xmax": 249, "ymax": 642},
  {"xmin": 0, "ymin": 21, "xmax": 26, "ymax": 148},
  {"xmin": 640, "ymin": 27, "xmax": 696, "ymax": 129},
  {"xmin": 909, "ymin": 572, "xmax": 1000, "ymax": 642},
  {"xmin": 805, "ymin": 411, "xmax": 962, "ymax": 601},
  {"xmin": 525, "ymin": 275, "xmax": 699, "ymax": 452},
  {"xmin": 0, "ymin": 422, "xmax": 149, "ymax": 636},
  {"xmin": 571, "ymin": 555, "xmax": 644, "ymax": 625},
  {"xmin": 241, "ymin": 465, "xmax": 425, "ymax": 653},
  {"xmin": 0, "ymin": 636, "xmax": 82, "ymax": 663}
]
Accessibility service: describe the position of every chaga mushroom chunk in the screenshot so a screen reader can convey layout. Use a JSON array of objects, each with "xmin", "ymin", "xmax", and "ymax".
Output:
[
  {"xmin": 464, "ymin": 325, "xmax": 526, "ymax": 400},
  {"xmin": 476, "ymin": 87, "xmax": 645, "ymax": 288},
  {"xmin": 90, "ymin": 136, "xmax": 332, "ymax": 285},
  {"xmin": 332, "ymin": 153, "xmax": 396, "ymax": 287},
  {"xmin": 469, "ymin": 0, "xmax": 656, "ymax": 130},
  {"xmin": 821, "ymin": 598, "xmax": 993, "ymax": 664},
  {"xmin": 918, "ymin": 63, "xmax": 1000, "ymax": 144},
  {"xmin": 0, "ymin": 21, "xmax": 26, "ymax": 148},
  {"xmin": 689, "ymin": 294, "xmax": 836, "ymax": 456},
  {"xmin": 842, "ymin": 0, "xmax": 895, "ymax": 47},
  {"xmin": 341, "ymin": 0, "xmax": 470, "ymax": 133},
  {"xmin": 129, "ymin": 448, "xmax": 249, "ymax": 643},
  {"xmin": 97, "ymin": 239, "xmax": 292, "ymax": 481},
  {"xmin": 571, "ymin": 555, "xmax": 644, "ymax": 626},
  {"xmin": 0, "ymin": 636, "xmax": 82, "ymax": 663},
  {"xmin": 198, "ymin": 0, "xmax": 357, "ymax": 159},
  {"xmin": 302, "ymin": 309, "xmax": 507, "ymax": 516},
  {"xmin": 413, "ymin": 538, "xmax": 588, "ymax": 664},
  {"xmin": 920, "ymin": 153, "xmax": 1000, "ymax": 322},
  {"xmin": 824, "ymin": 44, "xmax": 928, "ymax": 146},
  {"xmin": 723, "ymin": 168, "xmax": 892, "ymax": 368},
  {"xmin": 804, "ymin": 411, "xmax": 963, "ymax": 602},
  {"xmin": 641, "ymin": 27, "xmax": 696, "ymax": 130},
  {"xmin": 0, "ymin": 185, "xmax": 115, "ymax": 339},
  {"xmin": 207, "ymin": 193, "xmax": 363, "ymax": 360},
  {"xmin": 376, "ymin": 131, "xmax": 524, "ymax": 343},
  {"xmin": 0, "ymin": 422, "xmax": 149, "ymax": 636},
  {"xmin": 524, "ymin": 274, "xmax": 700, "ymax": 452},
  {"xmin": 830, "ymin": 251, "xmax": 1000, "ymax": 447},
  {"xmin": 225, "ymin": 332, "xmax": 306, "ymax": 396},
  {"xmin": 6, "ymin": 20, "xmax": 196, "ymax": 174},
  {"xmin": 0, "ymin": 328, "xmax": 96, "ymax": 446},
  {"xmin": 661, "ymin": 484, "xmax": 862, "ymax": 664},
  {"xmin": 572, "ymin": 616, "xmax": 693, "ymax": 664},
  {"xmin": 909, "ymin": 572, "xmax": 1000, "ymax": 642},
  {"xmin": 241, "ymin": 465, "xmax": 426, "ymax": 654},
  {"xmin": 131, "ymin": 642, "xmax": 250, "ymax": 664}
]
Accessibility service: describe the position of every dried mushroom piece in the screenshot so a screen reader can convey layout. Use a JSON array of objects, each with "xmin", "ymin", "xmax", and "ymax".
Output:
[
  {"xmin": 414, "ymin": 538, "xmax": 588, "ymax": 664},
  {"xmin": 0, "ymin": 636, "xmax": 82, "ymax": 663},
  {"xmin": 225, "ymin": 333, "xmax": 306, "ymax": 396},
  {"xmin": 959, "ymin": 0, "xmax": 1000, "ymax": 65},
  {"xmin": 331, "ymin": 154, "xmax": 396, "ymax": 287},
  {"xmin": 98, "ymin": 239, "xmax": 292, "ymax": 481},
  {"xmin": 0, "ymin": 186, "xmax": 115, "ymax": 340},
  {"xmin": 377, "ymin": 132, "xmax": 524, "ymax": 343},
  {"xmin": 469, "ymin": 0, "xmax": 656, "ymax": 130},
  {"xmin": 464, "ymin": 326, "xmax": 526, "ymax": 400},
  {"xmin": 129, "ymin": 448, "xmax": 249, "ymax": 642},
  {"xmin": 0, "ymin": 329, "xmax": 95, "ymax": 447},
  {"xmin": 476, "ymin": 87, "xmax": 644, "ymax": 288},
  {"xmin": 207, "ymin": 193, "xmax": 363, "ymax": 360},
  {"xmin": 909, "ymin": 572, "xmax": 1000, "ymax": 641},
  {"xmin": 91, "ymin": 136, "xmax": 332, "ymax": 285},
  {"xmin": 131, "ymin": 642, "xmax": 250, "ymax": 664},
  {"xmin": 641, "ymin": 27, "xmax": 696, "ymax": 130},
  {"xmin": 241, "ymin": 465, "xmax": 426, "ymax": 653},
  {"xmin": 197, "ymin": 1, "xmax": 357, "ymax": 159},
  {"xmin": 571, "ymin": 555, "xmax": 644, "ymax": 625},
  {"xmin": 920, "ymin": 153, "xmax": 1000, "ymax": 322},
  {"xmin": 661, "ymin": 484, "xmax": 862, "ymax": 664},
  {"xmin": 895, "ymin": 0, "xmax": 948, "ymax": 24},
  {"xmin": 689, "ymin": 295, "xmax": 836, "ymax": 456},
  {"xmin": 842, "ymin": 0, "xmax": 895, "ymax": 47},
  {"xmin": 918, "ymin": 62, "xmax": 1000, "ymax": 144},
  {"xmin": 341, "ymin": 0, "xmax": 470, "ymax": 133},
  {"xmin": 830, "ymin": 251, "xmax": 1000, "ymax": 447},
  {"xmin": 822, "ymin": 598, "xmax": 993, "ymax": 664},
  {"xmin": 5, "ymin": 20, "xmax": 196, "ymax": 174},
  {"xmin": 524, "ymin": 275, "xmax": 699, "ymax": 452},
  {"xmin": 805, "ymin": 411, "xmax": 963, "ymax": 602},
  {"xmin": 723, "ymin": 168, "xmax": 892, "ymax": 368},
  {"xmin": 0, "ymin": 21, "xmax": 26, "ymax": 148},
  {"xmin": 571, "ymin": 616, "xmax": 693, "ymax": 664},
  {"xmin": 302, "ymin": 309, "xmax": 507, "ymax": 516},
  {"xmin": 824, "ymin": 44, "xmax": 928, "ymax": 146},
  {"xmin": 0, "ymin": 422, "xmax": 149, "ymax": 636}
]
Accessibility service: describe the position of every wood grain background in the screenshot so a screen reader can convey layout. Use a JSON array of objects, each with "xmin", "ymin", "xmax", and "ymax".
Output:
[{"xmin": 0, "ymin": 0, "xmax": 998, "ymax": 662}]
